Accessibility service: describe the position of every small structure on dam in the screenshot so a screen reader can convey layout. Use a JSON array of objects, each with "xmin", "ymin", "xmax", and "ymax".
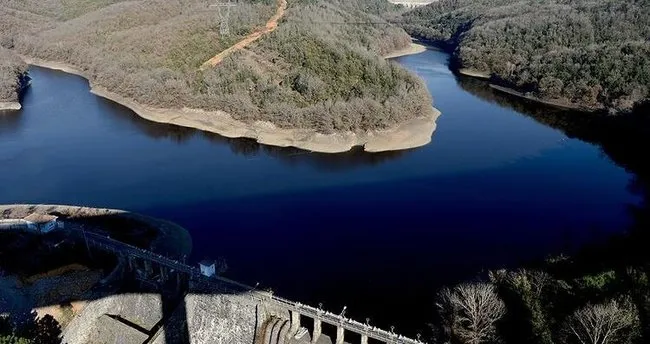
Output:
[
  {"xmin": 199, "ymin": 260, "xmax": 217, "ymax": 277},
  {"xmin": 1, "ymin": 204, "xmax": 426, "ymax": 344},
  {"xmin": 69, "ymin": 228, "xmax": 427, "ymax": 344}
]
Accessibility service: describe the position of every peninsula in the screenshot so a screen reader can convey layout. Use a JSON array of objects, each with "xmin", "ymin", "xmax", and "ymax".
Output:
[{"xmin": 0, "ymin": 0, "xmax": 439, "ymax": 153}]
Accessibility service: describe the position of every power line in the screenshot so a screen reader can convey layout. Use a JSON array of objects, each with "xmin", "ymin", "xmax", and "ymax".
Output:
[
  {"xmin": 210, "ymin": 0, "xmax": 237, "ymax": 35},
  {"xmin": 283, "ymin": 19, "xmax": 439, "ymax": 26}
]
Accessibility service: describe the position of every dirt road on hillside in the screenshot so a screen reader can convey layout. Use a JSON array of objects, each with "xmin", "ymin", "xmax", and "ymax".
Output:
[{"xmin": 200, "ymin": 0, "xmax": 287, "ymax": 70}]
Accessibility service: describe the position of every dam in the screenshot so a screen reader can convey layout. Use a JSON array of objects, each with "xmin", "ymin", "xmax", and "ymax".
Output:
[{"xmin": 64, "ymin": 225, "xmax": 426, "ymax": 344}]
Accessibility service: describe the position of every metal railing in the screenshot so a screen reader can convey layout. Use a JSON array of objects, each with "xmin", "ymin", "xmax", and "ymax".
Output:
[{"xmin": 72, "ymin": 227, "xmax": 426, "ymax": 344}]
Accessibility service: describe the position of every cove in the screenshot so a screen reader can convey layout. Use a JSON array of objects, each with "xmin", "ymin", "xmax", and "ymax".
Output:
[{"xmin": 0, "ymin": 47, "xmax": 641, "ymax": 336}]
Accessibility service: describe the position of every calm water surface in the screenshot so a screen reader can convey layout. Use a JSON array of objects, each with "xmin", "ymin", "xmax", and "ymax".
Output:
[{"xmin": 0, "ymin": 48, "xmax": 639, "ymax": 335}]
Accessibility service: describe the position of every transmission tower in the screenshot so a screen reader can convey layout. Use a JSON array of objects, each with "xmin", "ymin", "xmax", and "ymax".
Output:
[{"xmin": 210, "ymin": 0, "xmax": 237, "ymax": 36}]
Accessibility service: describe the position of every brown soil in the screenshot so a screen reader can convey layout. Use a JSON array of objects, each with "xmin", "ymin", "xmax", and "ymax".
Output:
[
  {"xmin": 200, "ymin": 0, "xmax": 288, "ymax": 69},
  {"xmin": 24, "ymin": 264, "xmax": 89, "ymax": 284}
]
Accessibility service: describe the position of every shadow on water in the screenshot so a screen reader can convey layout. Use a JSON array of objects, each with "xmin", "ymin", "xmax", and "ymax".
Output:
[
  {"xmin": 454, "ymin": 76, "xmax": 650, "ymax": 178},
  {"xmin": 2, "ymin": 212, "xmax": 408, "ymax": 344},
  {"xmin": 0, "ymin": 110, "xmax": 22, "ymax": 136},
  {"xmin": 96, "ymin": 95, "xmax": 417, "ymax": 172},
  {"xmin": 0, "ymin": 87, "xmax": 29, "ymax": 135},
  {"xmin": 455, "ymin": 75, "xmax": 650, "ymax": 261}
]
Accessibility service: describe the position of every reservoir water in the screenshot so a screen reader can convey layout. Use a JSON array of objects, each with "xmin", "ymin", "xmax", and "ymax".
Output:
[{"xmin": 0, "ymin": 47, "xmax": 642, "ymax": 336}]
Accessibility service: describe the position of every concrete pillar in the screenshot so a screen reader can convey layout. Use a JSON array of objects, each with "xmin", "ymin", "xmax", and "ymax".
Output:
[
  {"xmin": 311, "ymin": 318, "xmax": 321, "ymax": 343},
  {"xmin": 361, "ymin": 334, "xmax": 369, "ymax": 344},
  {"xmin": 335, "ymin": 326, "xmax": 344, "ymax": 344},
  {"xmin": 127, "ymin": 256, "xmax": 134, "ymax": 272},
  {"xmin": 144, "ymin": 260, "xmax": 152, "ymax": 275},
  {"xmin": 288, "ymin": 310, "xmax": 301, "ymax": 337},
  {"xmin": 159, "ymin": 266, "xmax": 167, "ymax": 281}
]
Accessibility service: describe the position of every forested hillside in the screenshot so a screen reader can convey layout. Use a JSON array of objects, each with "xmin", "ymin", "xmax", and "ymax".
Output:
[
  {"xmin": 0, "ymin": 48, "xmax": 28, "ymax": 106},
  {"xmin": 401, "ymin": 0, "xmax": 650, "ymax": 113},
  {"xmin": 0, "ymin": 0, "xmax": 432, "ymax": 133}
]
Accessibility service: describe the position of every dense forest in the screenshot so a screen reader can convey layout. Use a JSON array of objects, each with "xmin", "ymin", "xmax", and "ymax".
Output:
[
  {"xmin": 0, "ymin": 48, "xmax": 28, "ymax": 105},
  {"xmin": 0, "ymin": 0, "xmax": 432, "ymax": 133},
  {"xmin": 400, "ymin": 0, "xmax": 650, "ymax": 113}
]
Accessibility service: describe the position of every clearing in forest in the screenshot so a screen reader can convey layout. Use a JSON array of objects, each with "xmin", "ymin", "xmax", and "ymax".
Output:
[{"xmin": 200, "ymin": 0, "xmax": 288, "ymax": 70}]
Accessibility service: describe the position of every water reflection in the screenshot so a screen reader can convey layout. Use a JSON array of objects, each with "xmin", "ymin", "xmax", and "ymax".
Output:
[
  {"xmin": 455, "ymin": 75, "xmax": 650, "ymax": 240},
  {"xmin": 454, "ymin": 76, "xmax": 650, "ymax": 176},
  {"xmin": 0, "ymin": 87, "xmax": 29, "ymax": 135},
  {"xmin": 0, "ymin": 110, "xmax": 22, "ymax": 135},
  {"xmin": 96, "ymin": 95, "xmax": 416, "ymax": 171}
]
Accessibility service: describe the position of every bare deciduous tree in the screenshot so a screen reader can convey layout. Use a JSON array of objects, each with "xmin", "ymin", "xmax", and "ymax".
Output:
[
  {"xmin": 437, "ymin": 282, "xmax": 506, "ymax": 344},
  {"xmin": 566, "ymin": 299, "xmax": 638, "ymax": 344}
]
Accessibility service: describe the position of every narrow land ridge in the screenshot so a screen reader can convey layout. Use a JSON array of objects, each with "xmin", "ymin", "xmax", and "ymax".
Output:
[{"xmin": 20, "ymin": 55, "xmax": 440, "ymax": 153}]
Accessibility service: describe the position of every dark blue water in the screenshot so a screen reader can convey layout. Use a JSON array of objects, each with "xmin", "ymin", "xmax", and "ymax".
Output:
[{"xmin": 0, "ymin": 48, "xmax": 639, "ymax": 335}]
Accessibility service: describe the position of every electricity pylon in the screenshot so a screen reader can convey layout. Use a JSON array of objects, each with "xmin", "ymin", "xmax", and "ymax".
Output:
[{"xmin": 210, "ymin": 0, "xmax": 237, "ymax": 35}]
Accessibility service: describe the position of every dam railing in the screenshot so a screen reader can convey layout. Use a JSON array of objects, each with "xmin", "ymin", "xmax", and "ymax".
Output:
[{"xmin": 73, "ymin": 227, "xmax": 426, "ymax": 344}]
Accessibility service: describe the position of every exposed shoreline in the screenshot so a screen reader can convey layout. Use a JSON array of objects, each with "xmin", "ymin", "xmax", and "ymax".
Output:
[
  {"xmin": 415, "ymin": 38, "xmax": 606, "ymax": 113},
  {"xmin": 383, "ymin": 41, "xmax": 428, "ymax": 59},
  {"xmin": 456, "ymin": 66, "xmax": 601, "ymax": 112},
  {"xmin": 489, "ymin": 84, "xmax": 601, "ymax": 112},
  {"xmin": 20, "ymin": 55, "xmax": 440, "ymax": 154},
  {"xmin": 0, "ymin": 101, "xmax": 21, "ymax": 111},
  {"xmin": 458, "ymin": 68, "xmax": 490, "ymax": 80}
]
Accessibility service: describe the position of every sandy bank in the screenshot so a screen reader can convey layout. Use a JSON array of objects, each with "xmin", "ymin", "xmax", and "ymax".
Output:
[
  {"xmin": 458, "ymin": 68, "xmax": 490, "ymax": 80},
  {"xmin": 0, "ymin": 101, "xmax": 21, "ymax": 111},
  {"xmin": 489, "ymin": 84, "xmax": 601, "ymax": 112},
  {"xmin": 21, "ymin": 56, "xmax": 440, "ymax": 153},
  {"xmin": 384, "ymin": 42, "xmax": 428, "ymax": 59}
]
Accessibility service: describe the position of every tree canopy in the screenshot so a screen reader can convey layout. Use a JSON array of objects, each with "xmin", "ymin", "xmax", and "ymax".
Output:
[
  {"xmin": 0, "ymin": 313, "xmax": 62, "ymax": 344},
  {"xmin": 401, "ymin": 0, "xmax": 650, "ymax": 113},
  {"xmin": 0, "ymin": 0, "xmax": 432, "ymax": 132}
]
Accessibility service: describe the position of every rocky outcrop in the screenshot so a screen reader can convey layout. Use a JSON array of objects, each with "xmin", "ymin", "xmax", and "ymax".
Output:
[{"xmin": 0, "ymin": 101, "xmax": 21, "ymax": 111}]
